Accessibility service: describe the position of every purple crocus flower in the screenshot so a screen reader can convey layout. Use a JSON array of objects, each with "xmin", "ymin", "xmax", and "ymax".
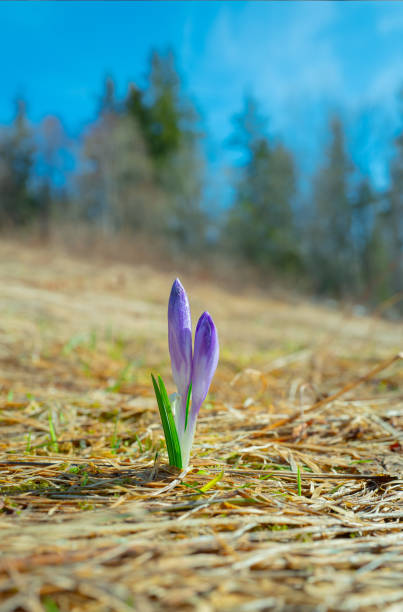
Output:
[
  {"xmin": 168, "ymin": 279, "xmax": 192, "ymax": 431},
  {"xmin": 167, "ymin": 279, "xmax": 219, "ymax": 467},
  {"xmin": 191, "ymin": 312, "xmax": 219, "ymax": 421}
]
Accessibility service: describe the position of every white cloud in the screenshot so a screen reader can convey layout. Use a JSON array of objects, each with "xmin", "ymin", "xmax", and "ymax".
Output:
[
  {"xmin": 189, "ymin": 2, "xmax": 343, "ymax": 136},
  {"xmin": 182, "ymin": 2, "xmax": 402, "ymax": 190}
]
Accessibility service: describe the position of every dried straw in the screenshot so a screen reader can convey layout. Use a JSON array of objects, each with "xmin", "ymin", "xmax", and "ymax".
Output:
[{"xmin": 0, "ymin": 242, "xmax": 402, "ymax": 611}]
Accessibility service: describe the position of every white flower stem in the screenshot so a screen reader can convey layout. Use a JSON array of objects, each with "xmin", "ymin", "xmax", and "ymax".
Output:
[
  {"xmin": 179, "ymin": 424, "xmax": 196, "ymax": 469},
  {"xmin": 170, "ymin": 391, "xmax": 196, "ymax": 468}
]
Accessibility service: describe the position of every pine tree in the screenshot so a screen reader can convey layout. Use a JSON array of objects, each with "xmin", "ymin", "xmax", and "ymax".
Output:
[
  {"xmin": 126, "ymin": 50, "xmax": 206, "ymax": 251},
  {"xmin": 310, "ymin": 116, "xmax": 355, "ymax": 296},
  {"xmin": 228, "ymin": 95, "xmax": 298, "ymax": 271},
  {"xmin": 366, "ymin": 210, "xmax": 393, "ymax": 303},
  {"xmin": 352, "ymin": 177, "xmax": 377, "ymax": 294},
  {"xmin": 0, "ymin": 99, "xmax": 38, "ymax": 227},
  {"xmin": 98, "ymin": 76, "xmax": 118, "ymax": 115}
]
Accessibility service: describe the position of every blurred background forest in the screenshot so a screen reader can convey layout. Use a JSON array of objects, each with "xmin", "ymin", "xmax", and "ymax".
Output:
[{"xmin": 0, "ymin": 2, "xmax": 402, "ymax": 313}]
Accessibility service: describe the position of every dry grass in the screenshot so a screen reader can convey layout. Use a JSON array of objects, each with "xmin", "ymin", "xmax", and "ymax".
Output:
[{"xmin": 0, "ymin": 240, "xmax": 402, "ymax": 612}]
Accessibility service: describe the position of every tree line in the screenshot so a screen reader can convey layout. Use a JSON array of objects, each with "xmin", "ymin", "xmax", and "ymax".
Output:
[{"xmin": 0, "ymin": 50, "xmax": 402, "ymax": 309}]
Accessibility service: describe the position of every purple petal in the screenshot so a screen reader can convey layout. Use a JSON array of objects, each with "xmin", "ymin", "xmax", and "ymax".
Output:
[
  {"xmin": 168, "ymin": 279, "xmax": 192, "ymax": 422},
  {"xmin": 191, "ymin": 311, "xmax": 219, "ymax": 420}
]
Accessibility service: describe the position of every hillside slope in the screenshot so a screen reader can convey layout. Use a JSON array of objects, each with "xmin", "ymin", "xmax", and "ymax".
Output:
[{"xmin": 0, "ymin": 242, "xmax": 402, "ymax": 612}]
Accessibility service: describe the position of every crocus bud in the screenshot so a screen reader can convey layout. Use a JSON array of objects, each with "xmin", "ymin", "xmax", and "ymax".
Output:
[
  {"xmin": 168, "ymin": 279, "xmax": 192, "ymax": 429},
  {"xmin": 191, "ymin": 311, "xmax": 219, "ymax": 422}
]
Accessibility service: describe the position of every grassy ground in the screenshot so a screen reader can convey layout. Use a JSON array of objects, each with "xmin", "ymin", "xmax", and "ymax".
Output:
[{"xmin": 0, "ymin": 241, "xmax": 402, "ymax": 612}]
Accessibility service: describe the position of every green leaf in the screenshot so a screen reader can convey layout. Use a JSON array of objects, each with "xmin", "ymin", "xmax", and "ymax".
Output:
[
  {"xmin": 157, "ymin": 375, "xmax": 171, "ymax": 411},
  {"xmin": 151, "ymin": 374, "xmax": 182, "ymax": 468},
  {"xmin": 151, "ymin": 374, "xmax": 172, "ymax": 459},
  {"xmin": 158, "ymin": 376, "xmax": 182, "ymax": 468},
  {"xmin": 184, "ymin": 382, "xmax": 192, "ymax": 431}
]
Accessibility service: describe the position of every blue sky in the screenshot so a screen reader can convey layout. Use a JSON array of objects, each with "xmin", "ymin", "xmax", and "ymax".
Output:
[{"xmin": 0, "ymin": 1, "xmax": 402, "ymax": 189}]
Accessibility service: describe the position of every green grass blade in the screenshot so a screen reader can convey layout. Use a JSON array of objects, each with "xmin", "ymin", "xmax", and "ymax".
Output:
[
  {"xmin": 184, "ymin": 382, "xmax": 192, "ymax": 431},
  {"xmin": 157, "ymin": 375, "xmax": 171, "ymax": 411},
  {"xmin": 158, "ymin": 376, "xmax": 182, "ymax": 468},
  {"xmin": 152, "ymin": 374, "xmax": 182, "ymax": 468},
  {"xmin": 48, "ymin": 412, "xmax": 59, "ymax": 453},
  {"xmin": 151, "ymin": 374, "xmax": 174, "ymax": 465}
]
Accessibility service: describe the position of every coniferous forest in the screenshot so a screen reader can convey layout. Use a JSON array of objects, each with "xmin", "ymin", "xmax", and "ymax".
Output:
[{"xmin": 0, "ymin": 49, "xmax": 402, "ymax": 311}]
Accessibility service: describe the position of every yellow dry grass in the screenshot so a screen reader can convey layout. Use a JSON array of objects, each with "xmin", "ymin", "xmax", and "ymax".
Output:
[{"xmin": 0, "ymin": 240, "xmax": 402, "ymax": 612}]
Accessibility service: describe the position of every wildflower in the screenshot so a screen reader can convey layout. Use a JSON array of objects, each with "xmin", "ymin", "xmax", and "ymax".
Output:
[{"xmin": 152, "ymin": 278, "xmax": 219, "ymax": 468}]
